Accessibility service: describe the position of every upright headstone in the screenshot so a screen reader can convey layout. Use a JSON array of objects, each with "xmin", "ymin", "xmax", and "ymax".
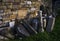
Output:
[
  {"xmin": 31, "ymin": 18, "xmax": 39, "ymax": 32},
  {"xmin": 46, "ymin": 15, "xmax": 55, "ymax": 32}
]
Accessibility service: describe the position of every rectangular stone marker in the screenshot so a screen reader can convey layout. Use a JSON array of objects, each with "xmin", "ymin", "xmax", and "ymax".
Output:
[
  {"xmin": 21, "ymin": 20, "xmax": 37, "ymax": 35},
  {"xmin": 46, "ymin": 18, "xmax": 55, "ymax": 32},
  {"xmin": 17, "ymin": 24, "xmax": 30, "ymax": 37}
]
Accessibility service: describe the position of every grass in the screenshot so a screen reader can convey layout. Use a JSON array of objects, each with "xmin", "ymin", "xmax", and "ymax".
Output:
[{"xmin": 9, "ymin": 16, "xmax": 60, "ymax": 41}]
